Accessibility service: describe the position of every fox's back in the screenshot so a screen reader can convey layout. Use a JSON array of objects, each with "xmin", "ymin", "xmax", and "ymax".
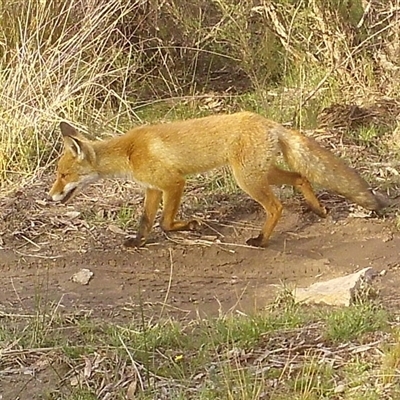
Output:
[{"xmin": 123, "ymin": 112, "xmax": 277, "ymax": 175}]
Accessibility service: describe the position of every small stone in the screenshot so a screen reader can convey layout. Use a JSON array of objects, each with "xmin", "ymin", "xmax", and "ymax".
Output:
[
  {"xmin": 71, "ymin": 268, "xmax": 94, "ymax": 285},
  {"xmin": 334, "ymin": 384, "xmax": 346, "ymax": 393}
]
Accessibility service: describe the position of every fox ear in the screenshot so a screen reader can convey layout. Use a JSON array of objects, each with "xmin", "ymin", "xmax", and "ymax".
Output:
[
  {"xmin": 59, "ymin": 122, "xmax": 92, "ymax": 160},
  {"xmin": 60, "ymin": 121, "xmax": 80, "ymax": 138},
  {"xmin": 64, "ymin": 136, "xmax": 84, "ymax": 159}
]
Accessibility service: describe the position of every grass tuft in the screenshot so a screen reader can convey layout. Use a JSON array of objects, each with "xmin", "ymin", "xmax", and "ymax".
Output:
[
  {"xmin": 322, "ymin": 302, "xmax": 388, "ymax": 343},
  {"xmin": 1, "ymin": 300, "xmax": 399, "ymax": 399}
]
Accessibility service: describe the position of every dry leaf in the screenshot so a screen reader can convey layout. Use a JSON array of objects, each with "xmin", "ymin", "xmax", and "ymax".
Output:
[
  {"xmin": 70, "ymin": 375, "xmax": 80, "ymax": 386},
  {"xmin": 84, "ymin": 357, "xmax": 92, "ymax": 378},
  {"xmin": 64, "ymin": 211, "xmax": 81, "ymax": 219},
  {"xmin": 108, "ymin": 224, "xmax": 126, "ymax": 235},
  {"xmin": 126, "ymin": 377, "xmax": 138, "ymax": 399}
]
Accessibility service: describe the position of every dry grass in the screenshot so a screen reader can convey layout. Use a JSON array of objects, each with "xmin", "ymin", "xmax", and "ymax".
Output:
[
  {"xmin": 0, "ymin": 0, "xmax": 399, "ymax": 190},
  {"xmin": 0, "ymin": 0, "xmax": 139, "ymax": 186},
  {"xmin": 0, "ymin": 298, "xmax": 399, "ymax": 399},
  {"xmin": 1, "ymin": 2, "xmax": 400, "ymax": 397}
]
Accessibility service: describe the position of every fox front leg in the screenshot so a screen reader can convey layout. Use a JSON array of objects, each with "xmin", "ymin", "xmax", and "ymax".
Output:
[{"xmin": 124, "ymin": 188, "xmax": 162, "ymax": 247}]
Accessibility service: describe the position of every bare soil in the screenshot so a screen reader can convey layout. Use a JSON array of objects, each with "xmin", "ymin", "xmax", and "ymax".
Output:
[{"xmin": 1, "ymin": 173, "xmax": 400, "ymax": 320}]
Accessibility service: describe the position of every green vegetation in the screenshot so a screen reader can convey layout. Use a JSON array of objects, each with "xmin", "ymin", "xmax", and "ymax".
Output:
[
  {"xmin": 322, "ymin": 302, "xmax": 388, "ymax": 343},
  {"xmin": 0, "ymin": 0, "xmax": 399, "ymax": 187},
  {"xmin": 1, "ymin": 1, "xmax": 400, "ymax": 398},
  {"xmin": 1, "ymin": 297, "xmax": 399, "ymax": 399}
]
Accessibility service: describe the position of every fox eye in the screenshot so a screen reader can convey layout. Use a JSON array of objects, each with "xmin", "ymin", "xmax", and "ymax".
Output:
[{"xmin": 60, "ymin": 173, "xmax": 68, "ymax": 179}]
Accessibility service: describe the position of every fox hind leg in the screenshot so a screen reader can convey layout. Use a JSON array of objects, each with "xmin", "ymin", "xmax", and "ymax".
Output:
[
  {"xmin": 231, "ymin": 164, "xmax": 283, "ymax": 247},
  {"xmin": 268, "ymin": 166, "xmax": 327, "ymax": 218}
]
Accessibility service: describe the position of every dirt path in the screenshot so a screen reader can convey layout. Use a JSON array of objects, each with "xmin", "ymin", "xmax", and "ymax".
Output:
[{"xmin": 1, "ymin": 177, "xmax": 399, "ymax": 319}]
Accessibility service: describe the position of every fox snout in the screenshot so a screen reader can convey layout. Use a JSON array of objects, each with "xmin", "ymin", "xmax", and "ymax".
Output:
[{"xmin": 49, "ymin": 181, "xmax": 79, "ymax": 204}]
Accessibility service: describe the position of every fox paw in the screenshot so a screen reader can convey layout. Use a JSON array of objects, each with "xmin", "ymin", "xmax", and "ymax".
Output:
[
  {"xmin": 123, "ymin": 236, "xmax": 146, "ymax": 248},
  {"xmin": 187, "ymin": 219, "xmax": 200, "ymax": 230},
  {"xmin": 313, "ymin": 206, "xmax": 328, "ymax": 218},
  {"xmin": 246, "ymin": 235, "xmax": 266, "ymax": 247}
]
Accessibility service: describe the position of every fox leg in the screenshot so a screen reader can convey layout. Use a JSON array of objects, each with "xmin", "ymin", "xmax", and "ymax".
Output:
[
  {"xmin": 231, "ymin": 166, "xmax": 283, "ymax": 247},
  {"xmin": 124, "ymin": 188, "xmax": 162, "ymax": 247},
  {"xmin": 160, "ymin": 178, "xmax": 199, "ymax": 232},
  {"xmin": 268, "ymin": 166, "xmax": 327, "ymax": 218}
]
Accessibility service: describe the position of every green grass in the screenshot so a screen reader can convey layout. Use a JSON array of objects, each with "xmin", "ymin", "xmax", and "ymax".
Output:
[
  {"xmin": 321, "ymin": 303, "xmax": 389, "ymax": 343},
  {"xmin": 1, "ymin": 0, "xmax": 399, "ymax": 189},
  {"xmin": 116, "ymin": 205, "xmax": 137, "ymax": 228},
  {"xmin": 1, "ymin": 296, "xmax": 399, "ymax": 399}
]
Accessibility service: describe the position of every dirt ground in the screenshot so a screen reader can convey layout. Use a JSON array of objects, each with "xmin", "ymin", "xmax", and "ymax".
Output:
[{"xmin": 1, "ymin": 173, "xmax": 400, "ymax": 320}]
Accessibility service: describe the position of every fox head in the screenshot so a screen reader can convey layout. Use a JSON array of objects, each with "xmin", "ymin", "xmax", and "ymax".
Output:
[{"xmin": 49, "ymin": 122, "xmax": 99, "ymax": 204}]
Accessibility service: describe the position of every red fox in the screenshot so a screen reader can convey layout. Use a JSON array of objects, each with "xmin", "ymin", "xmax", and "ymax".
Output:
[{"xmin": 49, "ymin": 112, "xmax": 387, "ymax": 247}]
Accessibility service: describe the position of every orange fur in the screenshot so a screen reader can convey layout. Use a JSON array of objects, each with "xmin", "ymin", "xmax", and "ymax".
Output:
[{"xmin": 49, "ymin": 112, "xmax": 387, "ymax": 247}]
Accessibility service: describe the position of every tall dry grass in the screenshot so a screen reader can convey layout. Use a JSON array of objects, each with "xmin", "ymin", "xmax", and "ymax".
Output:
[
  {"xmin": 0, "ymin": 0, "xmax": 139, "ymax": 185},
  {"xmin": 0, "ymin": 0, "xmax": 399, "ymax": 187}
]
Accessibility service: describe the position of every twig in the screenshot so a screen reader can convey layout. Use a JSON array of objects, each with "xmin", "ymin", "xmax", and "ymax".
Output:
[
  {"xmin": 18, "ymin": 234, "xmax": 41, "ymax": 249},
  {"xmin": 118, "ymin": 335, "xmax": 145, "ymax": 391},
  {"xmin": 14, "ymin": 250, "xmax": 63, "ymax": 259},
  {"xmin": 159, "ymin": 248, "xmax": 174, "ymax": 319}
]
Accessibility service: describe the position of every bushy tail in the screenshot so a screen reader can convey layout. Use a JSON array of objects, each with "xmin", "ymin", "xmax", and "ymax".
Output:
[{"xmin": 274, "ymin": 125, "xmax": 388, "ymax": 211}]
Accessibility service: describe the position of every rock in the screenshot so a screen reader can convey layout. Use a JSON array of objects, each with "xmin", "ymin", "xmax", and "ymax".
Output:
[
  {"xmin": 293, "ymin": 267, "xmax": 376, "ymax": 306},
  {"xmin": 334, "ymin": 383, "xmax": 346, "ymax": 393},
  {"xmin": 71, "ymin": 268, "xmax": 94, "ymax": 285}
]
